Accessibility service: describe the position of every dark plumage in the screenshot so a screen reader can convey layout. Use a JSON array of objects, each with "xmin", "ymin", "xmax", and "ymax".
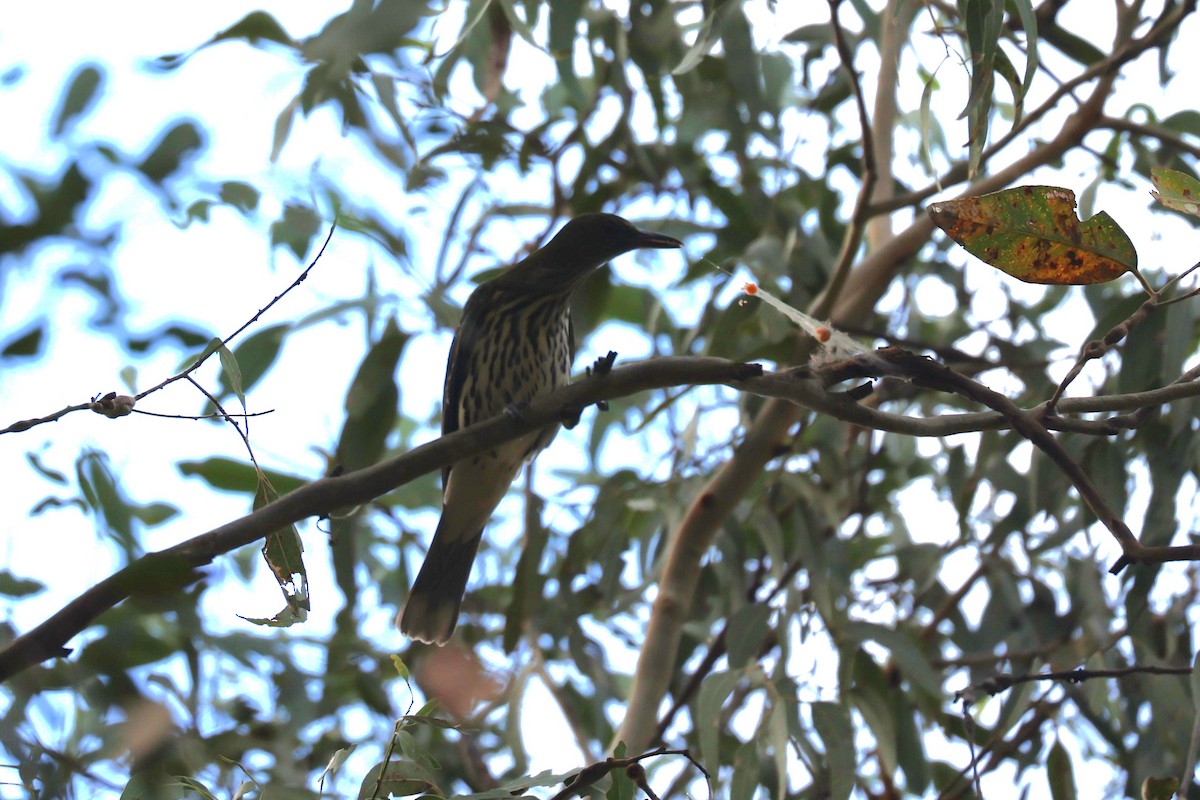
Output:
[{"xmin": 398, "ymin": 213, "xmax": 682, "ymax": 644}]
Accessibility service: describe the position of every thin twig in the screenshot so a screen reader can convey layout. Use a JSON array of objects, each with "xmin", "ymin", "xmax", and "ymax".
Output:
[
  {"xmin": 132, "ymin": 409, "xmax": 274, "ymax": 420},
  {"xmin": 185, "ymin": 376, "xmax": 262, "ymax": 471},
  {"xmin": 963, "ymin": 663, "xmax": 1194, "ymax": 697},
  {"xmin": 811, "ymin": 0, "xmax": 878, "ymax": 320},
  {"xmin": 135, "ymin": 222, "xmax": 337, "ymax": 401},
  {"xmin": 1, "ymin": 223, "xmax": 337, "ymax": 436}
]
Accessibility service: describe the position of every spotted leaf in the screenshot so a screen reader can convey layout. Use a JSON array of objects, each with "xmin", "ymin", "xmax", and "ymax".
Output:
[{"xmin": 928, "ymin": 186, "xmax": 1136, "ymax": 285}]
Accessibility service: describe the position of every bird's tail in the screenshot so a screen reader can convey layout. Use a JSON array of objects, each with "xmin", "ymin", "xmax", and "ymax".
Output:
[{"xmin": 398, "ymin": 527, "xmax": 483, "ymax": 645}]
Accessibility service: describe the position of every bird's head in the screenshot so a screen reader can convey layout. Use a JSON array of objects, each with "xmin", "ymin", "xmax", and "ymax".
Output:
[{"xmin": 498, "ymin": 213, "xmax": 683, "ymax": 294}]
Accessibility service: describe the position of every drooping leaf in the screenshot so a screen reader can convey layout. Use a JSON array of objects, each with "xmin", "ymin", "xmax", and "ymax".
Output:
[
  {"xmin": 812, "ymin": 702, "xmax": 856, "ymax": 800},
  {"xmin": 241, "ymin": 481, "xmax": 309, "ymax": 628},
  {"xmin": 1046, "ymin": 737, "xmax": 1076, "ymax": 800},
  {"xmin": 220, "ymin": 324, "xmax": 288, "ymax": 400},
  {"xmin": 697, "ymin": 670, "xmax": 739, "ymax": 766},
  {"xmin": 336, "ymin": 318, "xmax": 408, "ymax": 470},
  {"xmin": 217, "ymin": 343, "xmax": 245, "ymax": 409},
  {"xmin": 726, "ymin": 604, "xmax": 772, "ymax": 669}
]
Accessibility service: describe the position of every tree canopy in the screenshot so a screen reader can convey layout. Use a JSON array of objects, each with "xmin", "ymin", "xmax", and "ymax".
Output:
[{"xmin": 3, "ymin": 1, "xmax": 1200, "ymax": 798}]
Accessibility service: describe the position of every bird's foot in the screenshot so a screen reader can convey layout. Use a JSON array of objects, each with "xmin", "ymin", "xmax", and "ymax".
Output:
[
  {"xmin": 587, "ymin": 350, "xmax": 618, "ymax": 377},
  {"xmin": 504, "ymin": 402, "xmax": 531, "ymax": 423},
  {"xmin": 573, "ymin": 351, "xmax": 618, "ymax": 424}
]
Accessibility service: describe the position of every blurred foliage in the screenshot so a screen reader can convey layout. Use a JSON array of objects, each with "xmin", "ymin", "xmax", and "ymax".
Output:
[{"xmin": 2, "ymin": 0, "xmax": 1200, "ymax": 798}]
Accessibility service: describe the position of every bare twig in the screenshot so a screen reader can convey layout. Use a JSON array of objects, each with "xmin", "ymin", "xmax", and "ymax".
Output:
[
  {"xmin": 184, "ymin": 376, "xmax": 263, "ymax": 471},
  {"xmin": 814, "ymin": 348, "xmax": 1197, "ymax": 572},
  {"xmin": 132, "ymin": 409, "xmax": 274, "ymax": 420},
  {"xmin": 1, "ymin": 224, "xmax": 337, "ymax": 437},
  {"xmin": 0, "ymin": 402, "xmax": 93, "ymax": 435},
  {"xmin": 811, "ymin": 0, "xmax": 878, "ymax": 320},
  {"xmin": 1099, "ymin": 114, "xmax": 1200, "ymax": 160},
  {"xmin": 546, "ymin": 747, "xmax": 710, "ymax": 800},
  {"xmin": 962, "ymin": 663, "xmax": 1194, "ymax": 697},
  {"xmin": 135, "ymin": 222, "xmax": 338, "ymax": 401}
]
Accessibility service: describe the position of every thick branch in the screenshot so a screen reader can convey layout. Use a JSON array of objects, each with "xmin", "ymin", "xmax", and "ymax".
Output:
[
  {"xmin": 6, "ymin": 344, "xmax": 1199, "ymax": 685},
  {"xmin": 0, "ymin": 358, "xmax": 760, "ymax": 684},
  {"xmin": 612, "ymin": 1, "xmax": 1145, "ymax": 751}
]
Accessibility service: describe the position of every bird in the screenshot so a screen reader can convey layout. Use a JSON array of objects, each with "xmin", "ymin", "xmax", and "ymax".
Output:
[{"xmin": 399, "ymin": 212, "xmax": 683, "ymax": 645}]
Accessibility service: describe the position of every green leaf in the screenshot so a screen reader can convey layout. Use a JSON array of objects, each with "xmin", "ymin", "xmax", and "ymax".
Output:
[
  {"xmin": 212, "ymin": 11, "xmax": 295, "ymax": 46},
  {"xmin": 221, "ymin": 324, "xmax": 287, "ymax": 399},
  {"xmin": 504, "ymin": 516, "xmax": 549, "ymax": 654},
  {"xmin": 495, "ymin": 0, "xmax": 543, "ymax": 52},
  {"xmin": 356, "ymin": 758, "xmax": 438, "ymax": 800},
  {"xmin": 928, "ymin": 186, "xmax": 1137, "ymax": 284},
  {"xmin": 726, "ymin": 604, "xmax": 772, "ymax": 669},
  {"xmin": 138, "ymin": 121, "xmax": 204, "ymax": 184},
  {"xmin": 270, "ymin": 98, "xmax": 298, "ymax": 162},
  {"xmin": 672, "ymin": 4, "xmax": 729, "ymax": 75},
  {"xmin": 1, "ymin": 323, "xmax": 44, "ymax": 358},
  {"xmin": 270, "ymin": 202, "xmax": 322, "ymax": 260},
  {"xmin": 917, "ymin": 68, "xmax": 940, "ymax": 176},
  {"xmin": 77, "ymin": 450, "xmax": 138, "ymax": 557},
  {"xmin": 768, "ymin": 690, "xmax": 788, "ymax": 796},
  {"xmin": 219, "ymin": 181, "xmax": 261, "ymax": 212},
  {"xmin": 193, "ymin": 336, "xmax": 224, "ymax": 366},
  {"xmin": 52, "ymin": 64, "xmax": 103, "ymax": 137},
  {"xmin": 1046, "ymin": 737, "xmax": 1076, "ymax": 800},
  {"xmin": 336, "ymin": 318, "xmax": 408, "ymax": 470},
  {"xmin": 120, "ymin": 772, "xmax": 194, "ymax": 799},
  {"xmin": 730, "ymin": 740, "xmax": 760, "ymax": 799},
  {"xmin": 218, "ymin": 343, "xmax": 245, "ymax": 409},
  {"xmin": 958, "ymin": 0, "xmax": 1003, "ymax": 173},
  {"xmin": 178, "ymin": 457, "xmax": 307, "ymax": 496},
  {"xmin": 25, "ymin": 451, "xmax": 68, "ymax": 484},
  {"xmin": 1009, "ymin": 0, "xmax": 1039, "ymax": 110},
  {"xmin": 0, "ymin": 571, "xmax": 45, "ymax": 598},
  {"xmin": 842, "ymin": 621, "xmax": 941, "ymax": 696},
  {"xmin": 720, "ymin": 3, "xmax": 764, "ymax": 119},
  {"xmin": 812, "ymin": 702, "xmax": 855, "ymax": 800},
  {"xmin": 1150, "ymin": 167, "xmax": 1200, "ymax": 218},
  {"xmin": 1190, "ymin": 650, "xmax": 1200, "ymax": 712},
  {"xmin": 697, "ymin": 670, "xmax": 739, "ymax": 766},
  {"xmin": 247, "ymin": 479, "xmax": 309, "ymax": 628},
  {"xmin": 132, "ymin": 502, "xmax": 179, "ymax": 527}
]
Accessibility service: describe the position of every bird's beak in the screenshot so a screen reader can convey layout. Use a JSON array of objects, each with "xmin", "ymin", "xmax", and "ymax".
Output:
[{"xmin": 635, "ymin": 229, "xmax": 684, "ymax": 250}]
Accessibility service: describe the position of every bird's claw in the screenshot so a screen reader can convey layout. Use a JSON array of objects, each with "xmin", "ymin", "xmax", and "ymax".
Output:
[
  {"xmin": 586, "ymin": 351, "xmax": 618, "ymax": 377},
  {"xmin": 504, "ymin": 402, "xmax": 530, "ymax": 423},
  {"xmin": 572, "ymin": 351, "xmax": 617, "ymax": 424}
]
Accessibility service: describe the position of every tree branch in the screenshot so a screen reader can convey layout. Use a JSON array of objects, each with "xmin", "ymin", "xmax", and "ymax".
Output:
[
  {"xmin": 609, "ymin": 15, "xmax": 1142, "ymax": 762},
  {"xmin": 7, "ymin": 344, "xmax": 1200, "ymax": 686},
  {"xmin": 0, "ymin": 358, "xmax": 760, "ymax": 684},
  {"xmin": 611, "ymin": 0, "xmax": 1158, "ymax": 749}
]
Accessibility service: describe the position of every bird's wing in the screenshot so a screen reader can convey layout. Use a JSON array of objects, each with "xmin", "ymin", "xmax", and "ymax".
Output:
[{"xmin": 441, "ymin": 287, "xmax": 487, "ymax": 489}]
